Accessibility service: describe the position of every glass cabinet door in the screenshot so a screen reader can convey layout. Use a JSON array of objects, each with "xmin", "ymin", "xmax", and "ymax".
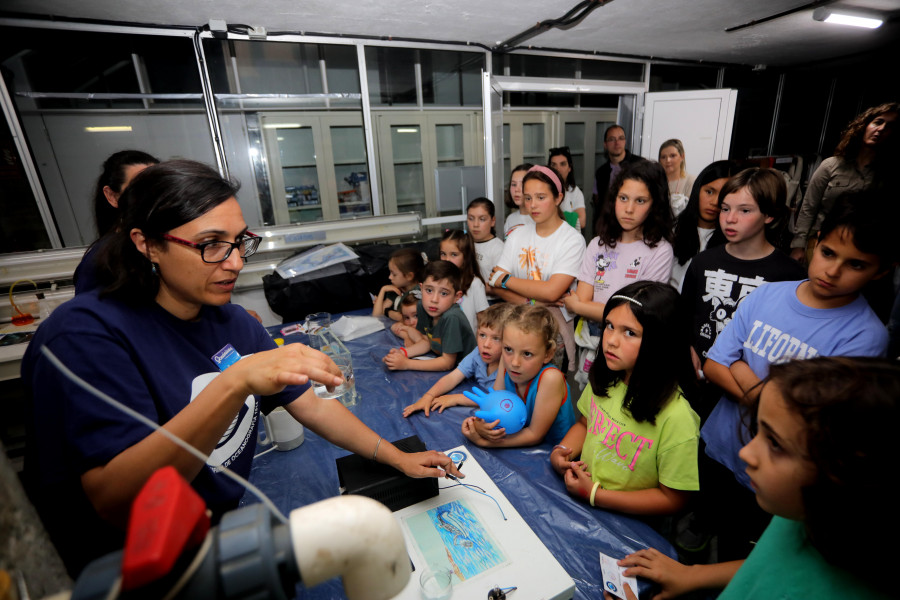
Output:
[
  {"xmin": 328, "ymin": 125, "xmax": 371, "ymax": 219},
  {"xmin": 435, "ymin": 124, "xmax": 464, "ymax": 167},
  {"xmin": 390, "ymin": 125, "xmax": 426, "ymax": 216},
  {"xmin": 563, "ymin": 122, "xmax": 586, "ymax": 190},
  {"xmin": 260, "ymin": 112, "xmax": 369, "ymax": 224},
  {"xmin": 522, "ymin": 122, "xmax": 546, "ymax": 166},
  {"xmin": 276, "ymin": 126, "xmax": 323, "ymax": 223},
  {"xmin": 503, "ymin": 123, "xmax": 511, "ymax": 184}
]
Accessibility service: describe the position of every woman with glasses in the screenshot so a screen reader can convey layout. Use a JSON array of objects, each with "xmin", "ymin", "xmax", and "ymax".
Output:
[
  {"xmin": 22, "ymin": 159, "xmax": 459, "ymax": 576},
  {"xmin": 548, "ymin": 146, "xmax": 586, "ymax": 230}
]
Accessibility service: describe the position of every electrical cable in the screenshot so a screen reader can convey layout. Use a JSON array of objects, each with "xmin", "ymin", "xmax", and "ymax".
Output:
[
  {"xmin": 439, "ymin": 482, "xmax": 507, "ymax": 521},
  {"xmin": 254, "ymin": 445, "xmax": 277, "ymax": 459},
  {"xmin": 493, "ymin": 0, "xmax": 614, "ymax": 53},
  {"xmin": 160, "ymin": 530, "xmax": 215, "ymax": 600},
  {"xmin": 39, "ymin": 345, "xmax": 290, "ymax": 525}
]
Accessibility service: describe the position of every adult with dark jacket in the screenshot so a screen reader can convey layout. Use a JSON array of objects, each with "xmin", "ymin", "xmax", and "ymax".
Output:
[{"xmin": 593, "ymin": 124, "xmax": 640, "ymax": 236}]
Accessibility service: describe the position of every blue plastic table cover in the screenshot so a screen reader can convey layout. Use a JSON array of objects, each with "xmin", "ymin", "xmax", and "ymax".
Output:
[{"xmin": 248, "ymin": 314, "xmax": 676, "ymax": 599}]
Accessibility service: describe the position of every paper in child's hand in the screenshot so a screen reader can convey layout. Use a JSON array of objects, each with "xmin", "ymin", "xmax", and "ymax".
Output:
[{"xmin": 599, "ymin": 551, "xmax": 638, "ymax": 599}]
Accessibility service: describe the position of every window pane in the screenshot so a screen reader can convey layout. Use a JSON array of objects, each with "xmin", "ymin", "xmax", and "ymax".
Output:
[
  {"xmin": 509, "ymin": 92, "xmax": 576, "ymax": 107},
  {"xmin": 421, "ymin": 50, "xmax": 483, "ymax": 107},
  {"xmin": 649, "ymin": 64, "xmax": 719, "ymax": 92},
  {"xmin": 0, "ymin": 117, "xmax": 51, "ymax": 252},
  {"xmin": 581, "ymin": 59, "xmax": 645, "ymax": 82},
  {"xmin": 366, "ymin": 47, "xmax": 417, "ymax": 106},
  {"xmin": 0, "ymin": 27, "xmax": 202, "ymax": 110},
  {"xmin": 205, "ymin": 39, "xmax": 367, "ymax": 227},
  {"xmin": 0, "ymin": 28, "xmax": 211, "ymax": 247},
  {"xmin": 508, "ymin": 55, "xmax": 577, "ymax": 78}
]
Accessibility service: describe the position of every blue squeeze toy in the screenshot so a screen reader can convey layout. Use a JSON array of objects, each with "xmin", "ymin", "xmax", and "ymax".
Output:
[{"xmin": 463, "ymin": 387, "xmax": 527, "ymax": 434}]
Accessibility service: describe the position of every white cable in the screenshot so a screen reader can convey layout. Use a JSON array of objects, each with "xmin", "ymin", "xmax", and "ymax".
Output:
[
  {"xmin": 160, "ymin": 529, "xmax": 214, "ymax": 600},
  {"xmin": 39, "ymin": 345, "xmax": 289, "ymax": 525},
  {"xmin": 254, "ymin": 445, "xmax": 276, "ymax": 459}
]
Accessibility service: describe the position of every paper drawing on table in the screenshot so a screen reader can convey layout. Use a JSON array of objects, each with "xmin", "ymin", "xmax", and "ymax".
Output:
[{"xmin": 405, "ymin": 499, "xmax": 507, "ymax": 581}]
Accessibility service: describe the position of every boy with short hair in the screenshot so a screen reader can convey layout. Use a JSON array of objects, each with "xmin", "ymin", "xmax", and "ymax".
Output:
[
  {"xmin": 402, "ymin": 303, "xmax": 513, "ymax": 417},
  {"xmin": 383, "ymin": 261, "xmax": 477, "ymax": 372},
  {"xmin": 698, "ymin": 195, "xmax": 891, "ymax": 560}
]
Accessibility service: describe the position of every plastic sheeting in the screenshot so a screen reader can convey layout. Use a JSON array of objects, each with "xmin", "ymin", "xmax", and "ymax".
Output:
[{"xmin": 248, "ymin": 316, "xmax": 676, "ymax": 599}]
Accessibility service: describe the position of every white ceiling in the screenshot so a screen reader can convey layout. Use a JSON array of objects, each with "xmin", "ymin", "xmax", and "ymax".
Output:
[{"xmin": 2, "ymin": 0, "xmax": 898, "ymax": 66}]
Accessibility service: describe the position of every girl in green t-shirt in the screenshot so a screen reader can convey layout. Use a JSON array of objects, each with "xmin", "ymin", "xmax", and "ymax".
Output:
[{"xmin": 551, "ymin": 280, "xmax": 701, "ymax": 516}]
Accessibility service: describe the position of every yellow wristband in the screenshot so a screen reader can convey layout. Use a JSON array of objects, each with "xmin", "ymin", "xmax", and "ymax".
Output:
[{"xmin": 589, "ymin": 481, "xmax": 601, "ymax": 507}]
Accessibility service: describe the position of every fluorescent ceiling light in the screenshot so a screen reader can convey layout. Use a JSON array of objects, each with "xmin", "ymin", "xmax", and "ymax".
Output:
[
  {"xmin": 263, "ymin": 123, "xmax": 302, "ymax": 129},
  {"xmin": 396, "ymin": 128, "xmax": 419, "ymax": 133},
  {"xmin": 813, "ymin": 7, "xmax": 883, "ymax": 29},
  {"xmin": 84, "ymin": 126, "xmax": 133, "ymax": 133}
]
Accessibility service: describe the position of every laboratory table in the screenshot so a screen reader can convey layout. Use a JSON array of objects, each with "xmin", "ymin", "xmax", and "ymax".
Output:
[{"xmin": 247, "ymin": 315, "xmax": 676, "ymax": 599}]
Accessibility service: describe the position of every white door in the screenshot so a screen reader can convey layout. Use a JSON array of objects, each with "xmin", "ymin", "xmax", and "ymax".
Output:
[{"xmin": 640, "ymin": 89, "xmax": 738, "ymax": 172}]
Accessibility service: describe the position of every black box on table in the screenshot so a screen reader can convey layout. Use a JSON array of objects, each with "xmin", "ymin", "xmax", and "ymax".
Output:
[{"xmin": 335, "ymin": 435, "xmax": 439, "ymax": 512}]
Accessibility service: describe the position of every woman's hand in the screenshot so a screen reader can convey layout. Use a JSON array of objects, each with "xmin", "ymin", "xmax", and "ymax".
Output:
[
  {"xmin": 230, "ymin": 344, "xmax": 342, "ymax": 397},
  {"xmin": 383, "ymin": 348, "xmax": 409, "ymax": 370},
  {"xmin": 563, "ymin": 465, "xmax": 594, "ymax": 502},
  {"xmin": 392, "ymin": 450, "xmax": 464, "ymax": 480}
]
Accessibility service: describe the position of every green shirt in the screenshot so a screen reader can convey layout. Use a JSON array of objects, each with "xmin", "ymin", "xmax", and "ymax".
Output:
[
  {"xmin": 577, "ymin": 381, "xmax": 700, "ymax": 491},
  {"xmin": 720, "ymin": 516, "xmax": 891, "ymax": 599},
  {"xmin": 415, "ymin": 303, "xmax": 476, "ymax": 365}
]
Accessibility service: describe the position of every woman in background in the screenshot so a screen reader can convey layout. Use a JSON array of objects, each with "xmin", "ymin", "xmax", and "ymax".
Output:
[
  {"xmin": 549, "ymin": 146, "xmax": 586, "ymax": 230},
  {"xmin": 791, "ymin": 102, "xmax": 899, "ymax": 264},
  {"xmin": 659, "ymin": 139, "xmax": 695, "ymax": 217},
  {"xmin": 75, "ymin": 150, "xmax": 160, "ymax": 293}
]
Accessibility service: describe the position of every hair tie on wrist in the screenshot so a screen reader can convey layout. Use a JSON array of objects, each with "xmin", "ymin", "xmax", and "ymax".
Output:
[
  {"xmin": 400, "ymin": 347, "xmax": 408, "ymax": 357},
  {"xmin": 589, "ymin": 481, "xmax": 601, "ymax": 507}
]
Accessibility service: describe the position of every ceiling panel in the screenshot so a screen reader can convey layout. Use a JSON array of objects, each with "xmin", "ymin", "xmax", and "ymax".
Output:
[{"xmin": 2, "ymin": 0, "xmax": 898, "ymax": 66}]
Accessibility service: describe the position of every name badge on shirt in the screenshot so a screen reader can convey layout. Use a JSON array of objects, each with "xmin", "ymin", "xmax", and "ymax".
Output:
[{"xmin": 212, "ymin": 344, "xmax": 241, "ymax": 371}]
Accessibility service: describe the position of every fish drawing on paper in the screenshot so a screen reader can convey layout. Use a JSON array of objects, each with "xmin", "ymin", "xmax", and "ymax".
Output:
[
  {"xmin": 437, "ymin": 507, "xmax": 474, "ymax": 547},
  {"xmin": 424, "ymin": 500, "xmax": 507, "ymax": 580}
]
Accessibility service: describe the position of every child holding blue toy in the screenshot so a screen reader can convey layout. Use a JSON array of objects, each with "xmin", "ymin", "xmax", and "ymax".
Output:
[
  {"xmin": 551, "ymin": 281, "xmax": 700, "ymax": 516},
  {"xmin": 462, "ymin": 304, "xmax": 577, "ymax": 446},
  {"xmin": 402, "ymin": 303, "xmax": 512, "ymax": 417}
]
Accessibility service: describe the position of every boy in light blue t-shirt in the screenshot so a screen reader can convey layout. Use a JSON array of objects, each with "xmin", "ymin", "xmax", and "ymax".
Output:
[
  {"xmin": 698, "ymin": 196, "xmax": 892, "ymax": 561},
  {"xmin": 402, "ymin": 303, "xmax": 513, "ymax": 417}
]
